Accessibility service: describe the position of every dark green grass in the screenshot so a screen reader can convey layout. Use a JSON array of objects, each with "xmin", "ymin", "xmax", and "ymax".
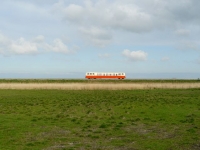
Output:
[
  {"xmin": 0, "ymin": 79, "xmax": 200, "ymax": 83},
  {"xmin": 0, "ymin": 89, "xmax": 200, "ymax": 149}
]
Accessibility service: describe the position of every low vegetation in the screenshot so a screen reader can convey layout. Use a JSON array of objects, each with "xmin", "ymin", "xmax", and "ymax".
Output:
[
  {"xmin": 1, "ymin": 82, "xmax": 200, "ymax": 90},
  {"xmin": 0, "ymin": 89, "xmax": 200, "ymax": 149},
  {"xmin": 0, "ymin": 79, "xmax": 200, "ymax": 83}
]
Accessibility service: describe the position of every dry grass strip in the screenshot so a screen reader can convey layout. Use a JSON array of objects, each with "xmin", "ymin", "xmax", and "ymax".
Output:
[{"xmin": 0, "ymin": 83, "xmax": 200, "ymax": 90}]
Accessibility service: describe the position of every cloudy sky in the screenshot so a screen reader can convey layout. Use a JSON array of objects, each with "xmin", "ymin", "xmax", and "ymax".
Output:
[{"xmin": 0, "ymin": 0, "xmax": 200, "ymax": 79}]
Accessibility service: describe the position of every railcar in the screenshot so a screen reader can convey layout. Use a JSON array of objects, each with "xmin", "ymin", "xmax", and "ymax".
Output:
[{"xmin": 85, "ymin": 72, "xmax": 126, "ymax": 79}]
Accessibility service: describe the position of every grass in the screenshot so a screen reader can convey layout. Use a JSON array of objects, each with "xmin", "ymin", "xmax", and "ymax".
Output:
[
  {"xmin": 1, "ymin": 82, "xmax": 200, "ymax": 90},
  {"xmin": 0, "ymin": 79, "xmax": 200, "ymax": 83},
  {"xmin": 0, "ymin": 89, "xmax": 200, "ymax": 149}
]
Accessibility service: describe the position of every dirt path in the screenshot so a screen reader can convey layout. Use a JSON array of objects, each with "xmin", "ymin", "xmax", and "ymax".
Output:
[{"xmin": 0, "ymin": 83, "xmax": 200, "ymax": 90}]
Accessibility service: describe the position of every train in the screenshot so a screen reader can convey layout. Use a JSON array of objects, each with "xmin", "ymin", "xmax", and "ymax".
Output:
[{"xmin": 85, "ymin": 72, "xmax": 126, "ymax": 79}]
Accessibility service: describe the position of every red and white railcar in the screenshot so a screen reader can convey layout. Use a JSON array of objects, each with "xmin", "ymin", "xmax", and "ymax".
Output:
[{"xmin": 85, "ymin": 72, "xmax": 126, "ymax": 79}]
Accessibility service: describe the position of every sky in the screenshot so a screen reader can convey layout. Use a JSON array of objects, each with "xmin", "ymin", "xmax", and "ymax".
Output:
[{"xmin": 0, "ymin": 0, "xmax": 200, "ymax": 79}]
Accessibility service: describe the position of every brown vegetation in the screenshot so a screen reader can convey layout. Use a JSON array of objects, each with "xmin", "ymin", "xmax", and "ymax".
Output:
[{"xmin": 0, "ymin": 83, "xmax": 200, "ymax": 90}]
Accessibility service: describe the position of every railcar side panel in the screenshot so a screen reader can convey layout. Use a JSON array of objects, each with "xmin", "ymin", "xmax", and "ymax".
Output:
[
  {"xmin": 85, "ymin": 72, "xmax": 126, "ymax": 79},
  {"xmin": 85, "ymin": 75, "xmax": 125, "ymax": 79}
]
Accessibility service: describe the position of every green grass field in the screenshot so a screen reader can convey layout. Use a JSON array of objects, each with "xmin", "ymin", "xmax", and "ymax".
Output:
[{"xmin": 0, "ymin": 89, "xmax": 200, "ymax": 150}]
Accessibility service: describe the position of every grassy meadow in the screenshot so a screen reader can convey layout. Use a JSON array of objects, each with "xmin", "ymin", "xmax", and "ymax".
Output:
[{"xmin": 0, "ymin": 89, "xmax": 200, "ymax": 150}]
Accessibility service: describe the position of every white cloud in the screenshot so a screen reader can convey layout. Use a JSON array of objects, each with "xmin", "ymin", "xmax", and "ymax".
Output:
[
  {"xmin": 52, "ymin": 0, "xmax": 154, "ymax": 46},
  {"xmin": 63, "ymin": 4, "xmax": 84, "ymax": 22},
  {"xmin": 1, "ymin": 0, "xmax": 200, "ymax": 54},
  {"xmin": 49, "ymin": 0, "xmax": 199, "ymax": 48},
  {"xmin": 54, "ymin": 1, "xmax": 153, "ymax": 32},
  {"xmin": 0, "ymin": 33, "xmax": 38, "ymax": 55},
  {"xmin": 0, "ymin": 33, "xmax": 10, "ymax": 47},
  {"xmin": 44, "ymin": 39, "xmax": 71, "ymax": 54},
  {"xmin": 79, "ymin": 27, "xmax": 112, "ymax": 47},
  {"xmin": 54, "ymin": 0, "xmax": 200, "ymax": 33},
  {"xmin": 0, "ymin": 33, "xmax": 74, "ymax": 56},
  {"xmin": 10, "ymin": 38, "xmax": 38, "ymax": 55},
  {"xmin": 122, "ymin": 49, "xmax": 147, "ymax": 61},
  {"xmin": 33, "ymin": 35, "xmax": 45, "ymax": 43}
]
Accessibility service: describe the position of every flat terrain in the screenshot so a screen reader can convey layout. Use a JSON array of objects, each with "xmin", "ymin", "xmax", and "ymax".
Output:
[
  {"xmin": 0, "ymin": 79, "xmax": 200, "ymax": 90},
  {"xmin": 0, "ymin": 89, "xmax": 200, "ymax": 150},
  {"xmin": 1, "ymin": 79, "xmax": 200, "ymax": 83},
  {"xmin": 1, "ymin": 82, "xmax": 200, "ymax": 89}
]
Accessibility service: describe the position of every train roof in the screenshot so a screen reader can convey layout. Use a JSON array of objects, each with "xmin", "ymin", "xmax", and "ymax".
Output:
[
  {"xmin": 86, "ymin": 72, "xmax": 125, "ymax": 73},
  {"xmin": 86, "ymin": 72, "xmax": 125, "ymax": 74}
]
